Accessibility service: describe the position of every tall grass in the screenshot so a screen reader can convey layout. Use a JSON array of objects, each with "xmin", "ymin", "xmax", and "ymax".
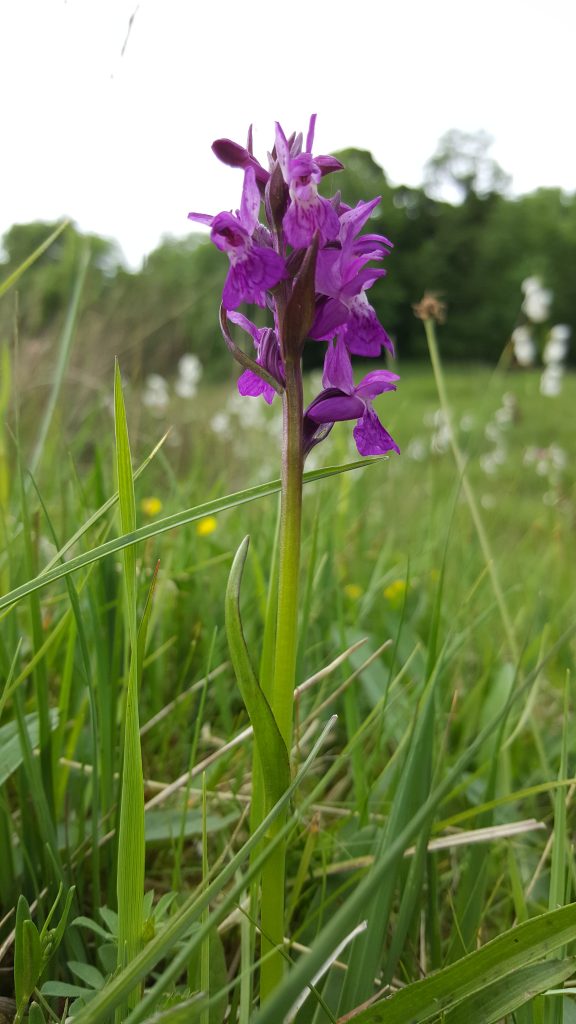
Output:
[{"xmin": 0, "ymin": 239, "xmax": 575, "ymax": 1022}]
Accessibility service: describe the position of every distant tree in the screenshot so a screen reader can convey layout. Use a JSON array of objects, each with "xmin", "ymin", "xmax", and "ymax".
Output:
[
  {"xmin": 423, "ymin": 129, "xmax": 511, "ymax": 203},
  {"xmin": 0, "ymin": 220, "xmax": 121, "ymax": 335},
  {"xmin": 2, "ymin": 141, "xmax": 574, "ymax": 376}
]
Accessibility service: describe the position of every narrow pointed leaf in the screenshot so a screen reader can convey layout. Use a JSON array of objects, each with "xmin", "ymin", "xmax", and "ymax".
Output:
[
  {"xmin": 0, "ymin": 459, "xmax": 381, "ymax": 613},
  {"xmin": 225, "ymin": 537, "xmax": 290, "ymax": 808},
  {"xmin": 444, "ymin": 957, "xmax": 576, "ymax": 1024},
  {"xmin": 334, "ymin": 906, "xmax": 576, "ymax": 1024}
]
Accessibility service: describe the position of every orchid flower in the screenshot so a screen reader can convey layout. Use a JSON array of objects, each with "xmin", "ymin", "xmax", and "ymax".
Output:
[
  {"xmin": 188, "ymin": 166, "xmax": 285, "ymax": 309},
  {"xmin": 227, "ymin": 310, "xmax": 284, "ymax": 404},
  {"xmin": 274, "ymin": 115, "xmax": 342, "ymax": 249},
  {"xmin": 311, "ymin": 197, "xmax": 394, "ymax": 356},
  {"xmin": 304, "ymin": 336, "xmax": 399, "ymax": 455}
]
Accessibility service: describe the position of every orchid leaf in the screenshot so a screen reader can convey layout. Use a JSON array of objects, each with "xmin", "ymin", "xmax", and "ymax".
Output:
[
  {"xmin": 0, "ymin": 458, "xmax": 381, "ymax": 614},
  {"xmin": 225, "ymin": 536, "xmax": 290, "ymax": 809}
]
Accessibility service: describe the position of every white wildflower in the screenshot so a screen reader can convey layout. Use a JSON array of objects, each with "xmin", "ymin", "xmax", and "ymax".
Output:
[
  {"xmin": 142, "ymin": 373, "xmax": 169, "ymax": 411},
  {"xmin": 540, "ymin": 364, "xmax": 564, "ymax": 397},
  {"xmin": 511, "ymin": 326, "xmax": 536, "ymax": 366}
]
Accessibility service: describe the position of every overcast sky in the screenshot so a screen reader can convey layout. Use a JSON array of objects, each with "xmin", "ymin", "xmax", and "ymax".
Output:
[{"xmin": 1, "ymin": 0, "xmax": 574, "ymax": 268}]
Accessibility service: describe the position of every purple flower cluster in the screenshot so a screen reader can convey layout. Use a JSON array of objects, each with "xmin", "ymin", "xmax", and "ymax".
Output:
[{"xmin": 189, "ymin": 116, "xmax": 399, "ymax": 457}]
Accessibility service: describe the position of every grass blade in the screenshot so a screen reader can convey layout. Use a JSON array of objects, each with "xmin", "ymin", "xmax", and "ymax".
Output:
[
  {"xmin": 114, "ymin": 362, "xmax": 145, "ymax": 1014},
  {"xmin": 0, "ymin": 220, "xmax": 69, "ymax": 299},
  {"xmin": 341, "ymin": 914, "xmax": 576, "ymax": 1023},
  {"xmin": 444, "ymin": 958, "xmax": 576, "ymax": 1024},
  {"xmin": 0, "ymin": 459, "xmax": 382, "ymax": 614}
]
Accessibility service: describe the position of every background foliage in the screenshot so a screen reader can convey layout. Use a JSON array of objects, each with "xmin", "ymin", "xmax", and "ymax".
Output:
[{"xmin": 2, "ymin": 132, "xmax": 575, "ymax": 389}]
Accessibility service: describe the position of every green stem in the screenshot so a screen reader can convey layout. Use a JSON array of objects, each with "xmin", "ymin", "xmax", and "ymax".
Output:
[
  {"xmin": 260, "ymin": 354, "xmax": 304, "ymax": 1002},
  {"xmin": 423, "ymin": 317, "xmax": 519, "ymax": 663},
  {"xmin": 272, "ymin": 355, "xmax": 304, "ymax": 747}
]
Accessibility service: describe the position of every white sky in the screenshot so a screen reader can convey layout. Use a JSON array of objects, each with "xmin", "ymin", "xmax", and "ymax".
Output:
[{"xmin": 1, "ymin": 0, "xmax": 574, "ymax": 268}]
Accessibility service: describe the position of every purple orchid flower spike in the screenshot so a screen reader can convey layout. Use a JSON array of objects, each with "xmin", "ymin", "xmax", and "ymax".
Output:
[
  {"xmin": 190, "ymin": 118, "xmax": 401, "ymax": 995},
  {"xmin": 304, "ymin": 336, "xmax": 400, "ymax": 456},
  {"xmin": 227, "ymin": 311, "xmax": 285, "ymax": 405},
  {"xmin": 275, "ymin": 115, "xmax": 342, "ymax": 249},
  {"xmin": 188, "ymin": 167, "xmax": 286, "ymax": 309},
  {"xmin": 190, "ymin": 114, "xmax": 400, "ymax": 458}
]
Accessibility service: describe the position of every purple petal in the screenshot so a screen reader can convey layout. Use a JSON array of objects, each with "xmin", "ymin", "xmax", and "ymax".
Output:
[
  {"xmin": 355, "ymin": 369, "xmax": 400, "ymax": 400},
  {"xmin": 306, "ymin": 390, "xmax": 365, "ymax": 424},
  {"xmin": 211, "ymin": 138, "xmax": 269, "ymax": 185},
  {"xmin": 237, "ymin": 369, "xmax": 276, "ymax": 404},
  {"xmin": 283, "ymin": 195, "xmax": 340, "ymax": 249},
  {"xmin": 353, "ymin": 406, "xmax": 400, "ymax": 456},
  {"xmin": 222, "ymin": 246, "xmax": 286, "ymax": 309},
  {"xmin": 240, "ymin": 167, "xmax": 260, "ymax": 233},
  {"xmin": 340, "ymin": 267, "xmax": 387, "ymax": 299},
  {"xmin": 343, "ymin": 294, "xmax": 395, "ymax": 357},
  {"xmin": 353, "ymin": 232, "xmax": 393, "ymax": 256},
  {"xmin": 274, "ymin": 122, "xmax": 291, "ymax": 182},
  {"xmin": 187, "ymin": 211, "xmax": 214, "ymax": 227},
  {"xmin": 322, "ymin": 337, "xmax": 354, "ymax": 393},
  {"xmin": 339, "ymin": 198, "xmax": 381, "ymax": 249},
  {"xmin": 314, "ymin": 249, "xmax": 344, "ymax": 298},
  {"xmin": 227, "ymin": 310, "xmax": 262, "ymax": 347},
  {"xmin": 259, "ymin": 329, "xmax": 285, "ymax": 385},
  {"xmin": 288, "ymin": 153, "xmax": 322, "ymax": 186},
  {"xmin": 309, "ymin": 297, "xmax": 349, "ymax": 341},
  {"xmin": 305, "ymin": 113, "xmax": 317, "ymax": 153},
  {"xmin": 210, "ymin": 212, "xmax": 250, "ymax": 255},
  {"xmin": 303, "ymin": 417, "xmax": 334, "ymax": 455},
  {"xmin": 315, "ymin": 155, "xmax": 345, "ymax": 176}
]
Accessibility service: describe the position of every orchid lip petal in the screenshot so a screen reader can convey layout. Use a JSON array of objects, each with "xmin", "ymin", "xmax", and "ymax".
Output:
[
  {"xmin": 353, "ymin": 406, "xmax": 400, "ymax": 457},
  {"xmin": 238, "ymin": 368, "xmax": 276, "ymax": 404}
]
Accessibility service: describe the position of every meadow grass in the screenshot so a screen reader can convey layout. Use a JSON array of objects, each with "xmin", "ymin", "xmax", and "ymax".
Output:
[{"xmin": 1, "ymin": 310, "xmax": 575, "ymax": 1023}]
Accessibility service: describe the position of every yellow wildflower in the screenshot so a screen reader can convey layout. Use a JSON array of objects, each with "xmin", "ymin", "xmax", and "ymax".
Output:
[
  {"xmin": 196, "ymin": 516, "xmax": 217, "ymax": 537},
  {"xmin": 141, "ymin": 496, "xmax": 163, "ymax": 517},
  {"xmin": 344, "ymin": 583, "xmax": 363, "ymax": 601},
  {"xmin": 383, "ymin": 579, "xmax": 407, "ymax": 606}
]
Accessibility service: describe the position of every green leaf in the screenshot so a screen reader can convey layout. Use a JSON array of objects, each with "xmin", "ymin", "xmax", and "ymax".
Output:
[
  {"xmin": 27, "ymin": 1002, "xmax": 46, "ymax": 1024},
  {"xmin": 29, "ymin": 244, "xmax": 90, "ymax": 475},
  {"xmin": 225, "ymin": 537, "xmax": 290, "ymax": 809},
  {"xmin": 135, "ymin": 995, "xmax": 206, "ymax": 1023},
  {"xmin": 145, "ymin": 808, "xmax": 240, "ymax": 844},
  {"xmin": 0, "ymin": 712, "xmax": 58, "ymax": 787},
  {"xmin": 114, "ymin": 361, "xmax": 145, "ymax": 1012},
  {"xmin": 40, "ymin": 884, "xmax": 75, "ymax": 964},
  {"xmin": 14, "ymin": 914, "xmax": 42, "ymax": 1016},
  {"xmin": 0, "ymin": 458, "xmax": 381, "ymax": 614},
  {"xmin": 444, "ymin": 958, "xmax": 576, "ymax": 1023},
  {"xmin": 69, "ymin": 719, "xmax": 336, "ymax": 1024},
  {"xmin": 114, "ymin": 360, "xmax": 137, "ymax": 626},
  {"xmin": 338, "ymin": 905, "xmax": 576, "ymax": 1023},
  {"xmin": 72, "ymin": 916, "xmax": 114, "ymax": 943},
  {"xmin": 41, "ymin": 981, "xmax": 94, "ymax": 999},
  {"xmin": 0, "ymin": 219, "xmax": 69, "ymax": 299},
  {"xmin": 68, "ymin": 961, "xmax": 106, "ymax": 990}
]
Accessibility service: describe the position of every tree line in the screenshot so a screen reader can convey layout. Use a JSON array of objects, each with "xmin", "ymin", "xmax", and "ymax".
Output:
[{"xmin": 1, "ymin": 132, "xmax": 574, "ymax": 380}]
